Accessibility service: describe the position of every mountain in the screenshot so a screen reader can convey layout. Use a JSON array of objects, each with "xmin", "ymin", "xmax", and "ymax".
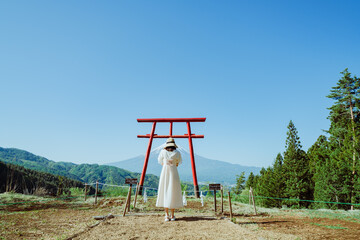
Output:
[
  {"xmin": 0, "ymin": 161, "xmax": 94, "ymax": 195},
  {"xmin": 105, "ymin": 144, "xmax": 261, "ymax": 185},
  {"xmin": 0, "ymin": 147, "xmax": 159, "ymax": 188},
  {"xmin": 0, "ymin": 147, "xmax": 80, "ymax": 180}
]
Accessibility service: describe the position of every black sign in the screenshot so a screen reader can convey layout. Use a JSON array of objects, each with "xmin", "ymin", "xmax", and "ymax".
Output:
[
  {"xmin": 125, "ymin": 178, "xmax": 138, "ymax": 185},
  {"xmin": 209, "ymin": 184, "xmax": 221, "ymax": 191}
]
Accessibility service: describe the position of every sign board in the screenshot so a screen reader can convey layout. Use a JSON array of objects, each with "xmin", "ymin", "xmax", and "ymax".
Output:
[
  {"xmin": 209, "ymin": 184, "xmax": 221, "ymax": 191},
  {"xmin": 125, "ymin": 178, "xmax": 138, "ymax": 185}
]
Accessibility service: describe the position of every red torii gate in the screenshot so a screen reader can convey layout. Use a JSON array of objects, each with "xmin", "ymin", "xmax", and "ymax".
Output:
[{"xmin": 137, "ymin": 117, "xmax": 206, "ymax": 198}]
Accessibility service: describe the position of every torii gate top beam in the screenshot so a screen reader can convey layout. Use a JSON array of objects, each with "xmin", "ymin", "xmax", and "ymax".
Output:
[
  {"xmin": 137, "ymin": 118, "xmax": 206, "ymax": 138},
  {"xmin": 138, "ymin": 134, "xmax": 204, "ymax": 138},
  {"xmin": 137, "ymin": 118, "xmax": 206, "ymax": 123}
]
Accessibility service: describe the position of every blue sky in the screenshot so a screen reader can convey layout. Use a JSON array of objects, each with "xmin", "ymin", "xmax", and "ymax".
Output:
[{"xmin": 1, "ymin": 1, "xmax": 359, "ymax": 167}]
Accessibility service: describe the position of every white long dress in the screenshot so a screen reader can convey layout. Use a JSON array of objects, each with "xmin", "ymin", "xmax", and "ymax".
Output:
[{"xmin": 156, "ymin": 149, "xmax": 183, "ymax": 209}]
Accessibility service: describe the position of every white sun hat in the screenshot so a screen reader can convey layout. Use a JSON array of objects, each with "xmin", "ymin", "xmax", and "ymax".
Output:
[{"xmin": 164, "ymin": 137, "xmax": 178, "ymax": 149}]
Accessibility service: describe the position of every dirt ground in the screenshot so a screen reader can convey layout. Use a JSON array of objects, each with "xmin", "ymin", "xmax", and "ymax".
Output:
[
  {"xmin": 233, "ymin": 214, "xmax": 360, "ymax": 240},
  {"xmin": 0, "ymin": 202, "xmax": 106, "ymax": 239},
  {"xmin": 72, "ymin": 214, "xmax": 297, "ymax": 240},
  {"xmin": 1, "ymin": 196, "xmax": 360, "ymax": 240}
]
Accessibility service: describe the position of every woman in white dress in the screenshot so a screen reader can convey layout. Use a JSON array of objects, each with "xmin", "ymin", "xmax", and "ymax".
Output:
[{"xmin": 156, "ymin": 138, "xmax": 183, "ymax": 222}]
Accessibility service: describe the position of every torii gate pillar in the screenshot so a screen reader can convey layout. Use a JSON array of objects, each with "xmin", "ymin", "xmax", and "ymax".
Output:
[{"xmin": 137, "ymin": 118, "xmax": 206, "ymax": 198}]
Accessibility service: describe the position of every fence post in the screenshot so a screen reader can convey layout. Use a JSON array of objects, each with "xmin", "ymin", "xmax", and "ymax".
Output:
[
  {"xmin": 123, "ymin": 184, "xmax": 133, "ymax": 216},
  {"xmin": 95, "ymin": 181, "xmax": 99, "ymax": 204},
  {"xmin": 250, "ymin": 187, "xmax": 257, "ymax": 215},
  {"xmin": 127, "ymin": 184, "xmax": 132, "ymax": 212},
  {"xmin": 221, "ymin": 187, "xmax": 224, "ymax": 214},
  {"xmin": 214, "ymin": 190, "xmax": 217, "ymax": 213},
  {"xmin": 228, "ymin": 191, "xmax": 233, "ymax": 220},
  {"xmin": 249, "ymin": 189, "xmax": 251, "ymax": 205},
  {"xmin": 133, "ymin": 183, "xmax": 139, "ymax": 209},
  {"xmin": 84, "ymin": 183, "xmax": 88, "ymax": 201},
  {"xmin": 123, "ymin": 185, "xmax": 132, "ymax": 216}
]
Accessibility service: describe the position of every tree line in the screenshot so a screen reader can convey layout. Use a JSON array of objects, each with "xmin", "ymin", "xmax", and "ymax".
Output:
[
  {"xmin": 243, "ymin": 69, "xmax": 360, "ymax": 209},
  {"xmin": 0, "ymin": 161, "xmax": 95, "ymax": 196}
]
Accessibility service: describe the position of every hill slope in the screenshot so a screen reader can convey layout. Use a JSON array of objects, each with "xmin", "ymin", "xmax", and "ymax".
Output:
[
  {"xmin": 0, "ymin": 161, "xmax": 92, "ymax": 195},
  {"xmin": 0, "ymin": 147, "xmax": 158, "ymax": 188},
  {"xmin": 0, "ymin": 147, "xmax": 80, "ymax": 180},
  {"xmin": 106, "ymin": 144, "xmax": 261, "ymax": 185}
]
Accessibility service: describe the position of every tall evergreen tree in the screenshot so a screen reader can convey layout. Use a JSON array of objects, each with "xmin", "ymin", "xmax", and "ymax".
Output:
[
  {"xmin": 282, "ymin": 120, "xmax": 312, "ymax": 207},
  {"xmin": 307, "ymin": 135, "xmax": 335, "ymax": 208},
  {"xmin": 254, "ymin": 154, "xmax": 286, "ymax": 208},
  {"xmin": 256, "ymin": 167, "xmax": 276, "ymax": 207},
  {"xmin": 272, "ymin": 153, "xmax": 286, "ymax": 207},
  {"xmin": 327, "ymin": 68, "xmax": 360, "ymax": 209},
  {"xmin": 234, "ymin": 171, "xmax": 246, "ymax": 194},
  {"xmin": 246, "ymin": 172, "xmax": 255, "ymax": 189}
]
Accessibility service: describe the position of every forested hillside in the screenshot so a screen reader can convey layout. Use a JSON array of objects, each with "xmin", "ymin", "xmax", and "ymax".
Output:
[
  {"xmin": 68, "ymin": 163, "xmax": 158, "ymax": 188},
  {"xmin": 0, "ymin": 147, "xmax": 80, "ymax": 180},
  {"xmin": 0, "ymin": 161, "xmax": 94, "ymax": 195},
  {"xmin": 246, "ymin": 69, "xmax": 360, "ymax": 210},
  {"xmin": 0, "ymin": 147, "xmax": 159, "ymax": 189}
]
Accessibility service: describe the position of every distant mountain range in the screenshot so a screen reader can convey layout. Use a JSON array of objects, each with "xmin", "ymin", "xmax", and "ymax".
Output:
[
  {"xmin": 0, "ymin": 147, "xmax": 159, "ymax": 188},
  {"xmin": 106, "ymin": 144, "xmax": 261, "ymax": 185}
]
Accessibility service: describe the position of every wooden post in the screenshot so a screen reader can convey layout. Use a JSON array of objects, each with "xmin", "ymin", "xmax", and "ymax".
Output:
[
  {"xmin": 133, "ymin": 183, "xmax": 139, "ymax": 209},
  {"xmin": 250, "ymin": 187, "xmax": 257, "ymax": 215},
  {"xmin": 124, "ymin": 178, "xmax": 137, "ymax": 214},
  {"xmin": 127, "ymin": 184, "xmax": 132, "ymax": 212},
  {"xmin": 249, "ymin": 189, "xmax": 251, "ymax": 205},
  {"xmin": 221, "ymin": 187, "xmax": 224, "ymax": 214},
  {"xmin": 123, "ymin": 185, "xmax": 132, "ymax": 216},
  {"xmin": 84, "ymin": 184, "xmax": 88, "ymax": 201},
  {"xmin": 214, "ymin": 190, "xmax": 217, "ymax": 213},
  {"xmin": 94, "ymin": 181, "xmax": 99, "ymax": 204},
  {"xmin": 209, "ymin": 184, "xmax": 221, "ymax": 214},
  {"xmin": 228, "ymin": 191, "xmax": 233, "ymax": 219}
]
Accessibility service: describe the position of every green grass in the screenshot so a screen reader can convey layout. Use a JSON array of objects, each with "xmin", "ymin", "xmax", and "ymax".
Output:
[
  {"xmin": 296, "ymin": 209, "xmax": 360, "ymax": 223},
  {"xmin": 311, "ymin": 222, "xmax": 348, "ymax": 229},
  {"xmin": 0, "ymin": 193, "xmax": 49, "ymax": 204},
  {"xmin": 0, "ymin": 192, "xmax": 96, "ymax": 212},
  {"xmin": 326, "ymin": 225, "xmax": 348, "ymax": 229},
  {"xmin": 66, "ymin": 187, "xmax": 85, "ymax": 197}
]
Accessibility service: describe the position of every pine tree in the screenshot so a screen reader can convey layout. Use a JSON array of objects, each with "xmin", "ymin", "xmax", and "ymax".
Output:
[
  {"xmin": 307, "ymin": 135, "xmax": 335, "ymax": 208},
  {"xmin": 256, "ymin": 167, "xmax": 275, "ymax": 207},
  {"xmin": 234, "ymin": 171, "xmax": 245, "ymax": 194},
  {"xmin": 255, "ymin": 154, "xmax": 286, "ymax": 208},
  {"xmin": 282, "ymin": 120, "xmax": 312, "ymax": 208},
  {"xmin": 246, "ymin": 172, "xmax": 255, "ymax": 189},
  {"xmin": 327, "ymin": 68, "xmax": 360, "ymax": 209},
  {"xmin": 272, "ymin": 153, "xmax": 286, "ymax": 207}
]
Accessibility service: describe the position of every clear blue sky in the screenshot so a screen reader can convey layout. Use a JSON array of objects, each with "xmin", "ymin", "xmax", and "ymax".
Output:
[{"xmin": 1, "ymin": 1, "xmax": 359, "ymax": 167}]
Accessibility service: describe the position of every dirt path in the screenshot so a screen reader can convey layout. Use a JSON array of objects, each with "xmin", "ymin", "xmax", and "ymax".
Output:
[{"xmin": 72, "ymin": 213, "xmax": 297, "ymax": 240}]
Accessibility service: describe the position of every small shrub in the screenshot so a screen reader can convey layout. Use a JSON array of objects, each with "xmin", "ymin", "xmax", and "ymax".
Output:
[
  {"xmin": 33, "ymin": 187, "xmax": 48, "ymax": 197},
  {"xmin": 69, "ymin": 187, "xmax": 85, "ymax": 196}
]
